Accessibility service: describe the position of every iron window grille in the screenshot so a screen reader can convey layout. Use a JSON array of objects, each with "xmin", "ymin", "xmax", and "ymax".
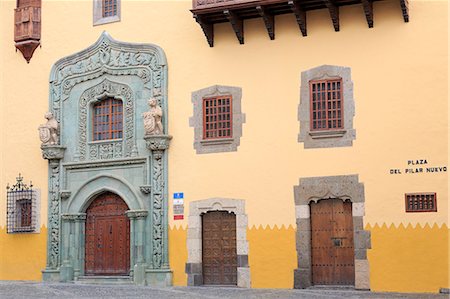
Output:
[
  {"xmin": 203, "ymin": 96, "xmax": 233, "ymax": 139},
  {"xmin": 6, "ymin": 174, "xmax": 37, "ymax": 233},
  {"xmin": 405, "ymin": 193, "xmax": 437, "ymax": 212},
  {"xmin": 93, "ymin": 98, "xmax": 123, "ymax": 141},
  {"xmin": 102, "ymin": 0, "xmax": 117, "ymax": 17},
  {"xmin": 310, "ymin": 79, "xmax": 343, "ymax": 131}
]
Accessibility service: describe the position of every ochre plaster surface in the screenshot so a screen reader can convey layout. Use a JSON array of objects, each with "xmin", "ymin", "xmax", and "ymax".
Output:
[
  {"xmin": 0, "ymin": 0, "xmax": 447, "ymax": 293},
  {"xmin": 0, "ymin": 0, "xmax": 447, "ymax": 229},
  {"xmin": 1, "ymin": 224, "xmax": 448, "ymax": 294},
  {"xmin": 367, "ymin": 223, "xmax": 449, "ymax": 293},
  {"xmin": 0, "ymin": 226, "xmax": 47, "ymax": 281}
]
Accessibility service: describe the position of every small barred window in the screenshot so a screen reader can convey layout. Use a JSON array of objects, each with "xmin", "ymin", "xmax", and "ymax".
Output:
[
  {"xmin": 93, "ymin": 98, "xmax": 123, "ymax": 141},
  {"xmin": 405, "ymin": 193, "xmax": 437, "ymax": 212},
  {"xmin": 203, "ymin": 96, "xmax": 232, "ymax": 139},
  {"xmin": 310, "ymin": 79, "xmax": 343, "ymax": 131},
  {"xmin": 102, "ymin": 0, "xmax": 117, "ymax": 17},
  {"xmin": 6, "ymin": 174, "xmax": 38, "ymax": 233}
]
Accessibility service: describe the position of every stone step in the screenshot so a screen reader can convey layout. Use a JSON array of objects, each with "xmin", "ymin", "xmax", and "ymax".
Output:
[{"xmin": 75, "ymin": 275, "xmax": 133, "ymax": 285}]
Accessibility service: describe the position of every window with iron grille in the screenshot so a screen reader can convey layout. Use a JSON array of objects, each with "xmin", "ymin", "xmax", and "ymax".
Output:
[
  {"xmin": 93, "ymin": 98, "xmax": 123, "ymax": 141},
  {"xmin": 102, "ymin": 0, "xmax": 117, "ymax": 17},
  {"xmin": 405, "ymin": 193, "xmax": 437, "ymax": 212},
  {"xmin": 203, "ymin": 96, "xmax": 233, "ymax": 139},
  {"xmin": 190, "ymin": 85, "xmax": 245, "ymax": 154},
  {"xmin": 298, "ymin": 65, "xmax": 355, "ymax": 149},
  {"xmin": 310, "ymin": 79, "xmax": 343, "ymax": 131},
  {"xmin": 6, "ymin": 174, "xmax": 39, "ymax": 234}
]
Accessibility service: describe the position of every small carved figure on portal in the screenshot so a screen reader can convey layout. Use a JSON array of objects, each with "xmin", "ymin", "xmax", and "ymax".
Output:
[
  {"xmin": 143, "ymin": 98, "xmax": 163, "ymax": 135},
  {"xmin": 38, "ymin": 112, "xmax": 59, "ymax": 145}
]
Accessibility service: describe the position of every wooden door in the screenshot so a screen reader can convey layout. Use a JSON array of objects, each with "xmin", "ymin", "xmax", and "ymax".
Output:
[
  {"xmin": 85, "ymin": 192, "xmax": 130, "ymax": 276},
  {"xmin": 310, "ymin": 199, "xmax": 355, "ymax": 285},
  {"xmin": 202, "ymin": 211, "xmax": 237, "ymax": 285}
]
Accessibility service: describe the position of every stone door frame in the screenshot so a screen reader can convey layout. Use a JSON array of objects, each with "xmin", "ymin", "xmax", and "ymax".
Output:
[
  {"xmin": 185, "ymin": 198, "xmax": 251, "ymax": 288},
  {"xmin": 293, "ymin": 175, "xmax": 371, "ymax": 290}
]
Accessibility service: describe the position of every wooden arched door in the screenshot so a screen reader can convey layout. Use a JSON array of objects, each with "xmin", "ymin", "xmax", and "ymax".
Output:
[{"xmin": 85, "ymin": 192, "xmax": 130, "ymax": 275}]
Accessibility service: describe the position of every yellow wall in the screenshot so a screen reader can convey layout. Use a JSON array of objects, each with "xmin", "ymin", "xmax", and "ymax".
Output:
[
  {"xmin": 247, "ymin": 225, "xmax": 297, "ymax": 288},
  {"xmin": 368, "ymin": 224, "xmax": 449, "ymax": 293},
  {"xmin": 0, "ymin": 227, "xmax": 47, "ymax": 280},
  {"xmin": 168, "ymin": 226, "xmax": 188, "ymax": 286},
  {"xmin": 0, "ymin": 0, "xmax": 448, "ymax": 292}
]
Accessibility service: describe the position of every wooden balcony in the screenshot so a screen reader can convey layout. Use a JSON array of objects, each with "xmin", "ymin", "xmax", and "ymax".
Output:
[
  {"xmin": 14, "ymin": 0, "xmax": 41, "ymax": 63},
  {"xmin": 191, "ymin": 0, "xmax": 409, "ymax": 46}
]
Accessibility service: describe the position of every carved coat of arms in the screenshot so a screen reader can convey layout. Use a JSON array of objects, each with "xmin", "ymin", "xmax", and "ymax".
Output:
[{"xmin": 38, "ymin": 125, "xmax": 51, "ymax": 144}]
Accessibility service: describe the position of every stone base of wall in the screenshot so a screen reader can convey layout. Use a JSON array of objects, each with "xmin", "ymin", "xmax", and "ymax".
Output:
[{"xmin": 145, "ymin": 269, "xmax": 173, "ymax": 287}]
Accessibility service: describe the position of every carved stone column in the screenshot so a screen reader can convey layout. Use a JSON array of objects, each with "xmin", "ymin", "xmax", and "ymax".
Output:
[
  {"xmin": 144, "ymin": 135, "xmax": 173, "ymax": 286},
  {"xmin": 41, "ymin": 145, "xmax": 65, "ymax": 282},
  {"xmin": 59, "ymin": 213, "xmax": 86, "ymax": 282},
  {"xmin": 126, "ymin": 210, "xmax": 148, "ymax": 285}
]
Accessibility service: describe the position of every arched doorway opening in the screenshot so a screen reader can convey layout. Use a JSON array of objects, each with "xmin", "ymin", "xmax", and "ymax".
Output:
[{"xmin": 85, "ymin": 192, "xmax": 130, "ymax": 276}]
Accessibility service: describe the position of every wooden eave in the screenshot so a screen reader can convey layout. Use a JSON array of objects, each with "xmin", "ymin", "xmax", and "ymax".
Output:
[{"xmin": 191, "ymin": 0, "xmax": 409, "ymax": 47}]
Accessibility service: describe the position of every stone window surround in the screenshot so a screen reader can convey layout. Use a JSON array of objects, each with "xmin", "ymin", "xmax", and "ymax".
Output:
[
  {"xmin": 185, "ymin": 198, "xmax": 250, "ymax": 288},
  {"xmin": 298, "ymin": 65, "xmax": 356, "ymax": 149},
  {"xmin": 190, "ymin": 85, "xmax": 246, "ymax": 154},
  {"xmin": 93, "ymin": 0, "xmax": 121, "ymax": 26},
  {"xmin": 293, "ymin": 175, "xmax": 371, "ymax": 290}
]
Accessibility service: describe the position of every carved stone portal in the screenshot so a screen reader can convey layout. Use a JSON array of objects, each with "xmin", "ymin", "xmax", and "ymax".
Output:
[{"xmin": 42, "ymin": 32, "xmax": 171, "ymax": 286}]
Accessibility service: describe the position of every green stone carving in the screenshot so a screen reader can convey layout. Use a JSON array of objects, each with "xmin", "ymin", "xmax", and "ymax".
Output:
[{"xmin": 42, "ymin": 32, "xmax": 172, "ymax": 286}]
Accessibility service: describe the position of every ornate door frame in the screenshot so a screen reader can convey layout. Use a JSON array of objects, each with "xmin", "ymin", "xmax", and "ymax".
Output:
[{"xmin": 41, "ymin": 32, "xmax": 172, "ymax": 286}]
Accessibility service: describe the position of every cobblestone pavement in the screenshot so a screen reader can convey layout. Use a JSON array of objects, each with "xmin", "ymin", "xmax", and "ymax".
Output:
[{"xmin": 0, "ymin": 281, "xmax": 447, "ymax": 299}]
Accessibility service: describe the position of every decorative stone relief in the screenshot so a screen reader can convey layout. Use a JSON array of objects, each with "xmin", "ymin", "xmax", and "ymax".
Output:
[
  {"xmin": 59, "ymin": 190, "xmax": 71, "ymax": 200},
  {"xmin": 39, "ymin": 112, "xmax": 59, "ymax": 145},
  {"xmin": 43, "ymin": 32, "xmax": 171, "ymax": 286},
  {"xmin": 139, "ymin": 185, "xmax": 152, "ymax": 194},
  {"xmin": 39, "ymin": 146, "xmax": 65, "ymax": 269},
  {"xmin": 143, "ymin": 98, "xmax": 164, "ymax": 135},
  {"xmin": 78, "ymin": 79, "xmax": 134, "ymax": 161},
  {"xmin": 144, "ymin": 135, "xmax": 171, "ymax": 270},
  {"xmin": 152, "ymin": 150, "xmax": 164, "ymax": 268},
  {"xmin": 49, "ymin": 32, "xmax": 166, "ymax": 128}
]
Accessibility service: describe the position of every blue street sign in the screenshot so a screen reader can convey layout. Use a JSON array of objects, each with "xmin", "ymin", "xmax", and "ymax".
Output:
[{"xmin": 173, "ymin": 192, "xmax": 184, "ymax": 199}]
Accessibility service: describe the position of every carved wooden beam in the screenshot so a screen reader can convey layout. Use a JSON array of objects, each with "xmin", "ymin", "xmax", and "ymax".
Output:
[
  {"xmin": 256, "ymin": 5, "xmax": 275, "ymax": 40},
  {"xmin": 400, "ymin": 0, "xmax": 409, "ymax": 22},
  {"xmin": 361, "ymin": 0, "xmax": 373, "ymax": 28},
  {"xmin": 224, "ymin": 10, "xmax": 244, "ymax": 44},
  {"xmin": 324, "ymin": 0, "xmax": 339, "ymax": 31},
  {"xmin": 194, "ymin": 14, "xmax": 214, "ymax": 47},
  {"xmin": 288, "ymin": 0, "xmax": 307, "ymax": 37}
]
